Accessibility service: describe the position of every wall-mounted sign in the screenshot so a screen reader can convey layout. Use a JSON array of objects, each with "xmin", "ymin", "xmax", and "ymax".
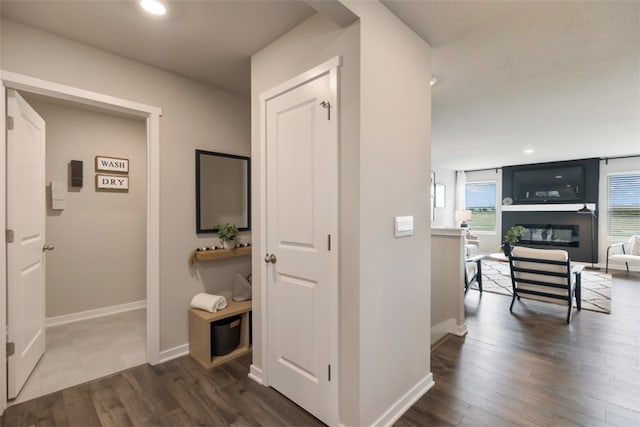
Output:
[
  {"xmin": 96, "ymin": 174, "xmax": 129, "ymax": 192},
  {"xmin": 96, "ymin": 156, "xmax": 129, "ymax": 173}
]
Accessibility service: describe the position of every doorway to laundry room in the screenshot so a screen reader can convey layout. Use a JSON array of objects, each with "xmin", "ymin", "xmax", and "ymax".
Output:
[{"xmin": 9, "ymin": 93, "xmax": 148, "ymax": 404}]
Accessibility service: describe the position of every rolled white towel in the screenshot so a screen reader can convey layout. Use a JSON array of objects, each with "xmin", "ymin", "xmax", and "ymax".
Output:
[{"xmin": 190, "ymin": 293, "xmax": 228, "ymax": 313}]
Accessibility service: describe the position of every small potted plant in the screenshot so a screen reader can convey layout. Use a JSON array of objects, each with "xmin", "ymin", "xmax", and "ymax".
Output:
[
  {"xmin": 502, "ymin": 225, "xmax": 525, "ymax": 256},
  {"xmin": 216, "ymin": 223, "xmax": 238, "ymax": 250}
]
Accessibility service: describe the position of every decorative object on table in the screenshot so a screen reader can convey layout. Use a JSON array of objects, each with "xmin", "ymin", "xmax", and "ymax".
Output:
[
  {"xmin": 190, "ymin": 292, "xmax": 227, "ymax": 313},
  {"xmin": 216, "ymin": 223, "xmax": 238, "ymax": 250},
  {"xmin": 577, "ymin": 203, "xmax": 599, "ymax": 269},
  {"xmin": 455, "ymin": 209, "xmax": 472, "ymax": 228},
  {"xmin": 232, "ymin": 272, "xmax": 252, "ymax": 302},
  {"xmin": 470, "ymin": 259, "xmax": 612, "ymax": 314},
  {"xmin": 502, "ymin": 225, "xmax": 525, "ymax": 256}
]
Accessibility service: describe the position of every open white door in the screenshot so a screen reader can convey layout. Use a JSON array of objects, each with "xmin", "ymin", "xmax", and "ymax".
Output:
[
  {"xmin": 7, "ymin": 89, "xmax": 47, "ymax": 399},
  {"xmin": 264, "ymin": 66, "xmax": 338, "ymax": 425}
]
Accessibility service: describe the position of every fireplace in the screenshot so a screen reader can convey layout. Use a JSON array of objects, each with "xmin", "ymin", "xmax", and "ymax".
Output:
[
  {"xmin": 517, "ymin": 224, "xmax": 579, "ymax": 247},
  {"xmin": 502, "ymin": 210, "xmax": 596, "ymax": 263},
  {"xmin": 501, "ymin": 158, "xmax": 600, "ymax": 263}
]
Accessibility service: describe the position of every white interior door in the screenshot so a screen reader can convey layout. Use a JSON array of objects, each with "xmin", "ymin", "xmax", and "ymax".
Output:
[
  {"xmin": 265, "ymin": 69, "xmax": 338, "ymax": 425},
  {"xmin": 7, "ymin": 89, "xmax": 47, "ymax": 399}
]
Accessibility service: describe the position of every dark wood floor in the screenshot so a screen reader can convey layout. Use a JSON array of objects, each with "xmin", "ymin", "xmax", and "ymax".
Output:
[
  {"xmin": 4, "ymin": 272, "xmax": 639, "ymax": 427},
  {"xmin": 398, "ymin": 271, "xmax": 640, "ymax": 427}
]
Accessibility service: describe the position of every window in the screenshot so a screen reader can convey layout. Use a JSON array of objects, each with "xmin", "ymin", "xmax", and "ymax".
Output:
[
  {"xmin": 608, "ymin": 173, "xmax": 640, "ymax": 238},
  {"xmin": 465, "ymin": 181, "xmax": 497, "ymax": 232}
]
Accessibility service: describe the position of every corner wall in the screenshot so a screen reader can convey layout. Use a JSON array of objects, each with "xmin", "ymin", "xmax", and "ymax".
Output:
[
  {"xmin": 343, "ymin": 2, "xmax": 432, "ymax": 424},
  {"xmin": 431, "ymin": 228, "xmax": 467, "ymax": 343},
  {"xmin": 252, "ymin": 3, "xmax": 432, "ymax": 424}
]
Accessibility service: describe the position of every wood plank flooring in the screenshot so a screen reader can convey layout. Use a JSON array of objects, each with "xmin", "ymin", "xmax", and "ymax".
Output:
[
  {"xmin": 4, "ymin": 271, "xmax": 639, "ymax": 426},
  {"xmin": 399, "ymin": 271, "xmax": 640, "ymax": 427}
]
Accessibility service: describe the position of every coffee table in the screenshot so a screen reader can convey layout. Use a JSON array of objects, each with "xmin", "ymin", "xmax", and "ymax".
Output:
[{"xmin": 487, "ymin": 252, "xmax": 509, "ymax": 262}]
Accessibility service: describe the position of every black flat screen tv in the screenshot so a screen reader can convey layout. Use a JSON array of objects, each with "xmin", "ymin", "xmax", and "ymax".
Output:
[{"xmin": 512, "ymin": 165, "xmax": 585, "ymax": 203}]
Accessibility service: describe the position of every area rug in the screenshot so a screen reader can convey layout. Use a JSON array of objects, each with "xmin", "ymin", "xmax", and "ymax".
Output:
[{"xmin": 469, "ymin": 260, "xmax": 612, "ymax": 314}]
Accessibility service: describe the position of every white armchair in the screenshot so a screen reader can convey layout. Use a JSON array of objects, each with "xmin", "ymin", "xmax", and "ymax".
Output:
[
  {"xmin": 464, "ymin": 237, "xmax": 483, "ymax": 293},
  {"xmin": 606, "ymin": 235, "xmax": 640, "ymax": 273}
]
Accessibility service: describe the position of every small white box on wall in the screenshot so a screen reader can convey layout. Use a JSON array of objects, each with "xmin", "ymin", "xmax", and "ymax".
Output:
[{"xmin": 50, "ymin": 181, "xmax": 65, "ymax": 210}]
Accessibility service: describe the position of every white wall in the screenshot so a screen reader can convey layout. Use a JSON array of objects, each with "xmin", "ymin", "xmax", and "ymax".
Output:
[
  {"xmin": 1, "ymin": 19, "xmax": 251, "ymax": 351},
  {"xmin": 465, "ymin": 168, "xmax": 503, "ymax": 253},
  {"xmin": 26, "ymin": 96, "xmax": 147, "ymax": 317},
  {"xmin": 349, "ymin": 3, "xmax": 432, "ymax": 423},
  {"xmin": 432, "ymin": 168, "xmax": 456, "ymax": 227},
  {"xmin": 599, "ymin": 157, "xmax": 640, "ymax": 270}
]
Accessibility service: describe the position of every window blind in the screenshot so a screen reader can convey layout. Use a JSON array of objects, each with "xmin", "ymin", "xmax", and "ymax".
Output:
[{"xmin": 608, "ymin": 173, "xmax": 640, "ymax": 238}]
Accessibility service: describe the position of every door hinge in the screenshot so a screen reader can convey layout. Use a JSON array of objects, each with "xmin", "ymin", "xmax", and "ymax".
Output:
[
  {"xmin": 320, "ymin": 101, "xmax": 331, "ymax": 120},
  {"xmin": 7, "ymin": 116, "xmax": 14, "ymax": 130},
  {"xmin": 328, "ymin": 364, "xmax": 331, "ymax": 382},
  {"xmin": 6, "ymin": 229, "xmax": 14, "ymax": 243},
  {"xmin": 327, "ymin": 234, "xmax": 331, "ymax": 251},
  {"xmin": 6, "ymin": 342, "xmax": 15, "ymax": 357}
]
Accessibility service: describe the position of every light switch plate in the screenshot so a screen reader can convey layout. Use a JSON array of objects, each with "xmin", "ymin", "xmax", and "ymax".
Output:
[{"xmin": 394, "ymin": 216, "xmax": 414, "ymax": 237}]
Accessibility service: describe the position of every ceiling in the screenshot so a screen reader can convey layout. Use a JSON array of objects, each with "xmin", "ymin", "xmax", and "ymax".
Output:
[
  {"xmin": 0, "ymin": 0, "xmax": 316, "ymax": 95},
  {"xmin": 383, "ymin": 0, "xmax": 640, "ymax": 171},
  {"xmin": 2, "ymin": 1, "xmax": 638, "ymax": 171}
]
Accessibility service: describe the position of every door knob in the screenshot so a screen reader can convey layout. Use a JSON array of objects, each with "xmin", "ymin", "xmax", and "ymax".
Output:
[
  {"xmin": 43, "ymin": 244, "xmax": 55, "ymax": 251},
  {"xmin": 264, "ymin": 253, "xmax": 277, "ymax": 264}
]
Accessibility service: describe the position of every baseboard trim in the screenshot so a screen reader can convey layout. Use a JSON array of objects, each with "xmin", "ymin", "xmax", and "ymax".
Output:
[
  {"xmin": 46, "ymin": 300, "xmax": 147, "ymax": 327},
  {"xmin": 249, "ymin": 364, "xmax": 265, "ymax": 385},
  {"xmin": 158, "ymin": 344, "xmax": 189, "ymax": 364},
  {"xmin": 431, "ymin": 318, "xmax": 467, "ymax": 344},
  {"xmin": 370, "ymin": 373, "xmax": 435, "ymax": 427}
]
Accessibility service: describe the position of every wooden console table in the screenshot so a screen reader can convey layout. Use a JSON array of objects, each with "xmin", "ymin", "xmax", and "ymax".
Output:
[{"xmin": 188, "ymin": 300, "xmax": 252, "ymax": 369}]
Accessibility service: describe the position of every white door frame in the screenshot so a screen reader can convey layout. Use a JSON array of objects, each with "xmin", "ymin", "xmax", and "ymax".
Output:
[
  {"xmin": 255, "ymin": 56, "xmax": 340, "ymax": 414},
  {"xmin": 0, "ymin": 70, "xmax": 162, "ymax": 414}
]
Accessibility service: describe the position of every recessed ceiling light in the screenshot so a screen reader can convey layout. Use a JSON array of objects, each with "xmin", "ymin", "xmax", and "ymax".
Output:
[
  {"xmin": 140, "ymin": 0, "xmax": 166, "ymax": 16},
  {"xmin": 555, "ymin": 175, "xmax": 563, "ymax": 179},
  {"xmin": 524, "ymin": 149, "xmax": 534, "ymax": 154}
]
